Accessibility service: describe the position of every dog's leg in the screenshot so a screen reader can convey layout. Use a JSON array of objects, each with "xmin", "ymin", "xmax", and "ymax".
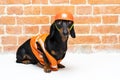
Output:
[
  {"xmin": 22, "ymin": 60, "xmax": 31, "ymax": 64},
  {"xmin": 44, "ymin": 63, "xmax": 51, "ymax": 73},
  {"xmin": 42, "ymin": 53, "xmax": 51, "ymax": 73},
  {"xmin": 16, "ymin": 53, "xmax": 32, "ymax": 64},
  {"xmin": 37, "ymin": 63, "xmax": 44, "ymax": 68},
  {"xmin": 37, "ymin": 60, "xmax": 51, "ymax": 73},
  {"xmin": 58, "ymin": 64, "xmax": 65, "ymax": 68},
  {"xmin": 16, "ymin": 47, "xmax": 34, "ymax": 64},
  {"xmin": 36, "ymin": 41, "xmax": 52, "ymax": 73},
  {"xmin": 22, "ymin": 54, "xmax": 32, "ymax": 64}
]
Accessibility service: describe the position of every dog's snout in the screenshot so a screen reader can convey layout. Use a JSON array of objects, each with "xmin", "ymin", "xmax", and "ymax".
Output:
[
  {"xmin": 62, "ymin": 22, "xmax": 69, "ymax": 36},
  {"xmin": 63, "ymin": 22, "xmax": 67, "ymax": 26},
  {"xmin": 63, "ymin": 29, "xmax": 68, "ymax": 36}
]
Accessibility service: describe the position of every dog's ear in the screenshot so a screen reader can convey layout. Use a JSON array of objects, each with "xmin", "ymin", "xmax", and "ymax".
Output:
[
  {"xmin": 49, "ymin": 22, "xmax": 55, "ymax": 38},
  {"xmin": 70, "ymin": 25, "xmax": 76, "ymax": 38}
]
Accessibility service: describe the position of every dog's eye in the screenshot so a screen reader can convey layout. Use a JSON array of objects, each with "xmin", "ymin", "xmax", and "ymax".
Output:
[
  {"xmin": 57, "ymin": 21, "xmax": 62, "ymax": 25},
  {"xmin": 68, "ymin": 21, "xmax": 72, "ymax": 24}
]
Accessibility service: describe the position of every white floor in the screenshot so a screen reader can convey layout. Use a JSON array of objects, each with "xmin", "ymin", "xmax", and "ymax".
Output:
[{"xmin": 0, "ymin": 50, "xmax": 120, "ymax": 80}]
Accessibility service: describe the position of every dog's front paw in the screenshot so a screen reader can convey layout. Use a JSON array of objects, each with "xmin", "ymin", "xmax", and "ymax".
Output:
[
  {"xmin": 44, "ymin": 66, "xmax": 51, "ymax": 73},
  {"xmin": 44, "ymin": 68, "xmax": 51, "ymax": 73},
  {"xmin": 58, "ymin": 64, "xmax": 65, "ymax": 68}
]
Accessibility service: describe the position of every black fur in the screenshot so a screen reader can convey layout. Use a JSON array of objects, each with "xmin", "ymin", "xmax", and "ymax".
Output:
[{"xmin": 16, "ymin": 20, "xmax": 76, "ymax": 73}]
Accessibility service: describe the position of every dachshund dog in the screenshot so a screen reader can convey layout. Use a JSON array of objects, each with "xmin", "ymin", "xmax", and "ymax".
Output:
[{"xmin": 16, "ymin": 12, "xmax": 76, "ymax": 73}]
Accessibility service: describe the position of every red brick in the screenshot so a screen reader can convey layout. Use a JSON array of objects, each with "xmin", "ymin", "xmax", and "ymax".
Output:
[
  {"xmin": 7, "ymin": 0, "xmax": 30, "ymax": 4},
  {"xmin": 0, "ymin": 16, "xmax": 15, "ymax": 25},
  {"xmin": 102, "ymin": 36, "xmax": 118, "ymax": 44},
  {"xmin": 0, "ymin": 6, "xmax": 5, "ymax": 14},
  {"xmin": 102, "ymin": 16, "xmax": 118, "ymax": 24},
  {"xmin": 76, "ymin": 6, "xmax": 92, "ymax": 15},
  {"xmin": 32, "ymin": 0, "xmax": 48, "ymax": 4},
  {"xmin": 114, "ymin": 45, "xmax": 120, "ymax": 49},
  {"xmin": 119, "ymin": 36, "xmax": 120, "ymax": 43},
  {"xmin": 3, "ymin": 45, "xmax": 18, "ymax": 52},
  {"xmin": 18, "ymin": 36, "xmax": 30, "ymax": 45},
  {"xmin": 6, "ymin": 26, "xmax": 22, "ymax": 34},
  {"xmin": 74, "ymin": 26, "xmax": 90, "ymax": 34},
  {"xmin": 75, "ymin": 16, "xmax": 101, "ymax": 24},
  {"xmin": 94, "ymin": 44, "xmax": 120, "ymax": 50},
  {"xmin": 51, "ymin": 16, "xmax": 57, "ymax": 23},
  {"xmin": 42, "ymin": 6, "xmax": 74, "ymax": 15},
  {"xmin": 89, "ymin": 0, "xmax": 120, "ymax": 4},
  {"xmin": 70, "ymin": 0, "xmax": 86, "ymax": 4},
  {"xmin": 94, "ymin": 6, "xmax": 120, "ymax": 14},
  {"xmin": 92, "ymin": 25, "xmax": 120, "ymax": 34},
  {"xmin": 40, "ymin": 26, "xmax": 50, "ymax": 34},
  {"xmin": 24, "ymin": 6, "xmax": 40, "ymax": 15},
  {"xmin": 17, "ymin": 16, "xmax": 49, "ymax": 24},
  {"xmin": 69, "ymin": 36, "xmax": 101, "ymax": 44},
  {"xmin": 24, "ymin": 26, "xmax": 39, "ymax": 34},
  {"xmin": 50, "ymin": 0, "xmax": 69, "ymax": 4},
  {"xmin": 2, "ymin": 36, "xmax": 17, "ymax": 45},
  {"xmin": 0, "ymin": 26, "xmax": 4, "ymax": 34},
  {"xmin": 7, "ymin": 6, "xmax": 23, "ymax": 15},
  {"xmin": 0, "ymin": 0, "xmax": 6, "ymax": 4}
]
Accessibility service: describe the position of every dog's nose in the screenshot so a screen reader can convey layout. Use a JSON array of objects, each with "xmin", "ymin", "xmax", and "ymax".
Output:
[
  {"xmin": 63, "ymin": 29, "xmax": 68, "ymax": 36},
  {"xmin": 62, "ymin": 23, "xmax": 68, "ymax": 36}
]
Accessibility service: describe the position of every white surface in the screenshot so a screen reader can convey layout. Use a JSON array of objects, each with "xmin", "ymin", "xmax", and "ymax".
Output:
[{"xmin": 0, "ymin": 50, "xmax": 120, "ymax": 80}]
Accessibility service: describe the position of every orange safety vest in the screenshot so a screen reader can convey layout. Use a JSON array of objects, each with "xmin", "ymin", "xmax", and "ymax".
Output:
[{"xmin": 30, "ymin": 33, "xmax": 61, "ymax": 71}]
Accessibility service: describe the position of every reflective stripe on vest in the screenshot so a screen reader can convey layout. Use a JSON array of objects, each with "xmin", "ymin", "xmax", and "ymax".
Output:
[{"xmin": 30, "ymin": 33, "xmax": 61, "ymax": 70}]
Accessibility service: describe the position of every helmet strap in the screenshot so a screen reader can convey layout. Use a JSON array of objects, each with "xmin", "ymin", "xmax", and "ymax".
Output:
[
  {"xmin": 55, "ymin": 23, "xmax": 74, "ymax": 31},
  {"xmin": 55, "ymin": 23, "xmax": 60, "ymax": 31},
  {"xmin": 69, "ymin": 24, "xmax": 74, "ymax": 31}
]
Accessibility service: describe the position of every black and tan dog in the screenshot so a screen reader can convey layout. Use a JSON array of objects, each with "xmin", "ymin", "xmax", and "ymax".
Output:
[{"xmin": 16, "ymin": 12, "xmax": 76, "ymax": 73}]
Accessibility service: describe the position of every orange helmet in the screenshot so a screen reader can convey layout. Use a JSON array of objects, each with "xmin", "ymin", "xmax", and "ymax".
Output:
[{"xmin": 55, "ymin": 12, "xmax": 74, "ymax": 21}]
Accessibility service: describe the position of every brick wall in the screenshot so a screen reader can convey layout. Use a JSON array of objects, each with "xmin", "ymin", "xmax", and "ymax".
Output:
[{"xmin": 0, "ymin": 0, "xmax": 120, "ymax": 52}]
